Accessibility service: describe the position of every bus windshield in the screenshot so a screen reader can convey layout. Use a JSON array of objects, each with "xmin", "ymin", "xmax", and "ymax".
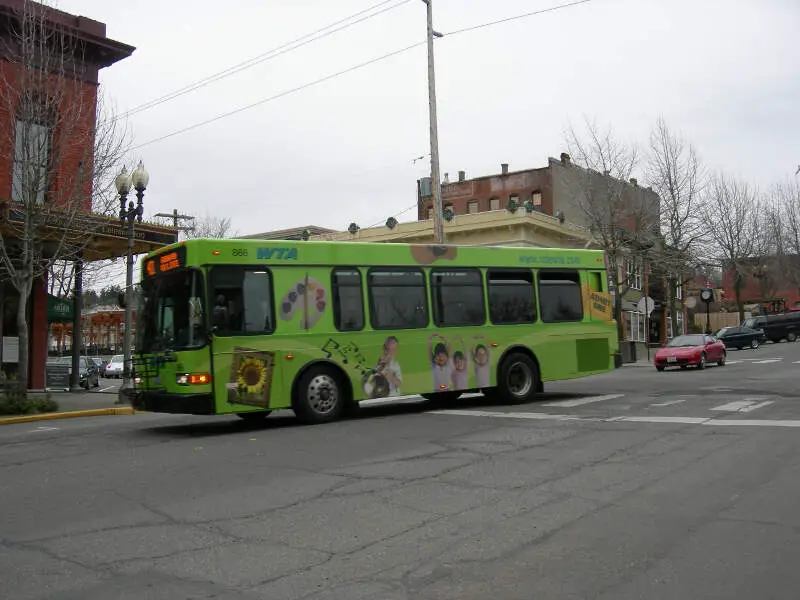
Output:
[{"xmin": 138, "ymin": 269, "xmax": 206, "ymax": 352}]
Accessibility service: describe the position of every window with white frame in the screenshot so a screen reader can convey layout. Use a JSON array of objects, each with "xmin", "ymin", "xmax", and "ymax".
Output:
[
  {"xmin": 625, "ymin": 258, "xmax": 642, "ymax": 290},
  {"xmin": 531, "ymin": 191, "xmax": 542, "ymax": 206},
  {"xmin": 427, "ymin": 207, "xmax": 434, "ymax": 220},
  {"xmin": 625, "ymin": 310, "xmax": 647, "ymax": 342},
  {"xmin": 489, "ymin": 198, "xmax": 500, "ymax": 210},
  {"xmin": 467, "ymin": 200, "xmax": 478, "ymax": 214},
  {"xmin": 12, "ymin": 119, "xmax": 50, "ymax": 205}
]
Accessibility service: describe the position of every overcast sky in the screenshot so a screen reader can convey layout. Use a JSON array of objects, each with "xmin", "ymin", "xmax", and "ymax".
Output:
[{"xmin": 58, "ymin": 0, "xmax": 799, "ymax": 242}]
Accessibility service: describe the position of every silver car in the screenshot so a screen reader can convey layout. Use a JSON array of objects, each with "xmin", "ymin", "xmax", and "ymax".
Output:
[{"xmin": 105, "ymin": 355, "xmax": 124, "ymax": 378}]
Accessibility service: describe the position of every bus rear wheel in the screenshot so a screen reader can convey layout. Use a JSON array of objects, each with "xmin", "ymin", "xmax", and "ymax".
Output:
[
  {"xmin": 497, "ymin": 352, "xmax": 539, "ymax": 404},
  {"xmin": 294, "ymin": 366, "xmax": 345, "ymax": 424}
]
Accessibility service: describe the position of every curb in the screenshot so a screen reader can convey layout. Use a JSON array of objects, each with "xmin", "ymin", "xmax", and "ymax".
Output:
[{"xmin": 0, "ymin": 406, "xmax": 136, "ymax": 426}]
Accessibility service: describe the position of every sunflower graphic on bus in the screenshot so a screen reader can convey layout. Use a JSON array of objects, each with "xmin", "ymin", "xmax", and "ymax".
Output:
[{"xmin": 226, "ymin": 347, "xmax": 276, "ymax": 408}]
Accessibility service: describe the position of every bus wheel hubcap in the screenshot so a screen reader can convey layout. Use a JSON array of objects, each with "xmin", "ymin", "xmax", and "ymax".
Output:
[
  {"xmin": 507, "ymin": 362, "xmax": 532, "ymax": 397},
  {"xmin": 308, "ymin": 375, "xmax": 338, "ymax": 414}
]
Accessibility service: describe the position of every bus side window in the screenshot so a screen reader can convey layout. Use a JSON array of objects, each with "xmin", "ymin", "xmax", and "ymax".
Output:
[
  {"xmin": 332, "ymin": 269, "xmax": 364, "ymax": 331},
  {"xmin": 431, "ymin": 268, "xmax": 485, "ymax": 326},
  {"xmin": 487, "ymin": 269, "xmax": 536, "ymax": 324},
  {"xmin": 368, "ymin": 269, "xmax": 429, "ymax": 330},
  {"xmin": 538, "ymin": 270, "xmax": 583, "ymax": 322},
  {"xmin": 210, "ymin": 267, "xmax": 274, "ymax": 335}
]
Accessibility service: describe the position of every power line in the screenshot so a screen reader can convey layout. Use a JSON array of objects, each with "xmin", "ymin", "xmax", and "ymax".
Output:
[
  {"xmin": 131, "ymin": 0, "xmax": 597, "ymax": 150},
  {"xmin": 131, "ymin": 41, "xmax": 426, "ymax": 150},
  {"xmin": 444, "ymin": 0, "xmax": 594, "ymax": 36},
  {"xmin": 117, "ymin": 0, "xmax": 411, "ymax": 121}
]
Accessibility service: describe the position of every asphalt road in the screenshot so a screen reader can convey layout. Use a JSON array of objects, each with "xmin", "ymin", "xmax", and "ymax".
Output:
[{"xmin": 3, "ymin": 341, "xmax": 800, "ymax": 599}]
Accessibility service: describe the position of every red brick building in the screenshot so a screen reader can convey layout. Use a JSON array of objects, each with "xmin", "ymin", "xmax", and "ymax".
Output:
[
  {"xmin": 721, "ymin": 256, "xmax": 800, "ymax": 313},
  {"xmin": 417, "ymin": 161, "xmax": 552, "ymax": 220},
  {"xmin": 0, "ymin": 1, "xmax": 176, "ymax": 388}
]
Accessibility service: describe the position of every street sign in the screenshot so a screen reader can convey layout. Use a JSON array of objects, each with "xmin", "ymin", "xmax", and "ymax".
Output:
[
  {"xmin": 637, "ymin": 296, "xmax": 655, "ymax": 315},
  {"xmin": 46, "ymin": 365, "xmax": 70, "ymax": 390}
]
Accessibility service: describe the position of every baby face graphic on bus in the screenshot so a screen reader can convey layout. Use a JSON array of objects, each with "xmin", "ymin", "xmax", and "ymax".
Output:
[
  {"xmin": 428, "ymin": 333, "xmax": 469, "ymax": 392},
  {"xmin": 472, "ymin": 336, "xmax": 491, "ymax": 389},
  {"xmin": 362, "ymin": 336, "xmax": 402, "ymax": 399}
]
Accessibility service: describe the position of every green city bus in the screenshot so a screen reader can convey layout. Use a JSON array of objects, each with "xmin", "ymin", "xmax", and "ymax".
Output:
[{"xmin": 129, "ymin": 238, "xmax": 617, "ymax": 423}]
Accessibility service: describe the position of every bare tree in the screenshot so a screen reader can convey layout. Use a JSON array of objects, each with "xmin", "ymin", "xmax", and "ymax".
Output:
[
  {"xmin": 47, "ymin": 258, "xmax": 120, "ymax": 297},
  {"xmin": 181, "ymin": 213, "xmax": 236, "ymax": 239},
  {"xmin": 564, "ymin": 118, "xmax": 658, "ymax": 345},
  {"xmin": 772, "ymin": 180, "xmax": 800, "ymax": 300},
  {"xmin": 0, "ymin": 1, "xmax": 128, "ymax": 389},
  {"xmin": 702, "ymin": 173, "xmax": 760, "ymax": 320},
  {"xmin": 646, "ymin": 117, "xmax": 706, "ymax": 335},
  {"xmin": 748, "ymin": 197, "xmax": 784, "ymax": 306}
]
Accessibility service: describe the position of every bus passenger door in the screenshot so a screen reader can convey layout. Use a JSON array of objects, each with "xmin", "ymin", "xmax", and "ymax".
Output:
[{"xmin": 586, "ymin": 270, "xmax": 613, "ymax": 322}]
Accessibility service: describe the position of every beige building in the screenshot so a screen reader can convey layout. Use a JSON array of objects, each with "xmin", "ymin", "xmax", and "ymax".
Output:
[{"xmin": 308, "ymin": 207, "xmax": 596, "ymax": 248}]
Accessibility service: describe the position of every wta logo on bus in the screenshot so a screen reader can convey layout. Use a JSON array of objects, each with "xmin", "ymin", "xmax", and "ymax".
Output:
[{"xmin": 256, "ymin": 247, "xmax": 298, "ymax": 260}]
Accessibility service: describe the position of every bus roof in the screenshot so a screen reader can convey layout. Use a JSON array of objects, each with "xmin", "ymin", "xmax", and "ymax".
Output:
[{"xmin": 144, "ymin": 238, "xmax": 607, "ymax": 271}]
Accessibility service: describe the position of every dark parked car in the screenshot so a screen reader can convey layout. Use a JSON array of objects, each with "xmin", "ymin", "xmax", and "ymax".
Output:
[
  {"xmin": 743, "ymin": 311, "xmax": 800, "ymax": 343},
  {"xmin": 48, "ymin": 356, "xmax": 100, "ymax": 389},
  {"xmin": 714, "ymin": 326, "xmax": 765, "ymax": 350}
]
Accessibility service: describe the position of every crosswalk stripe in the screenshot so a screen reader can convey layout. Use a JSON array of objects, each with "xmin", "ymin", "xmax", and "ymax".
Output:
[
  {"xmin": 651, "ymin": 399, "xmax": 686, "ymax": 407},
  {"xmin": 542, "ymin": 393, "xmax": 624, "ymax": 407},
  {"xmin": 711, "ymin": 397, "xmax": 774, "ymax": 413}
]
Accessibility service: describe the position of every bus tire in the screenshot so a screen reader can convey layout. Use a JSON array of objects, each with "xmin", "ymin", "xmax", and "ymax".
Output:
[
  {"xmin": 237, "ymin": 411, "xmax": 271, "ymax": 422},
  {"xmin": 294, "ymin": 366, "xmax": 345, "ymax": 424},
  {"xmin": 497, "ymin": 352, "xmax": 540, "ymax": 404}
]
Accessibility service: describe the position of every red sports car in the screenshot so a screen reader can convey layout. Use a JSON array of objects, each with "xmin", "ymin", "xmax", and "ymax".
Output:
[{"xmin": 653, "ymin": 334, "xmax": 726, "ymax": 371}]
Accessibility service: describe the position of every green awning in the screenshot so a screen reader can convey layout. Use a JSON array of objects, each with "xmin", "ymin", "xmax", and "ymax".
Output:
[{"xmin": 47, "ymin": 295, "xmax": 74, "ymax": 322}]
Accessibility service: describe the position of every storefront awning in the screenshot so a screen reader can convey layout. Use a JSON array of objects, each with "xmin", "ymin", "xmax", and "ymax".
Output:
[{"xmin": 0, "ymin": 202, "xmax": 178, "ymax": 261}]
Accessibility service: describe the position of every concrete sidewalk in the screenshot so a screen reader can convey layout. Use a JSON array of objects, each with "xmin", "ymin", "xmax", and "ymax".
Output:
[
  {"xmin": 0, "ymin": 390, "xmax": 134, "ymax": 426},
  {"xmin": 48, "ymin": 390, "xmax": 125, "ymax": 412}
]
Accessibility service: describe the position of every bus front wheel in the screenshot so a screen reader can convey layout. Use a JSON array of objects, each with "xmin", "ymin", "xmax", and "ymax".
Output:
[
  {"xmin": 497, "ymin": 353, "xmax": 540, "ymax": 404},
  {"xmin": 294, "ymin": 366, "xmax": 345, "ymax": 424}
]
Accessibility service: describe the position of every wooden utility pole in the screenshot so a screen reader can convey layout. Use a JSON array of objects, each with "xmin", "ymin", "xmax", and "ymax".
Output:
[
  {"xmin": 423, "ymin": 0, "xmax": 445, "ymax": 243},
  {"xmin": 155, "ymin": 209, "xmax": 195, "ymax": 235}
]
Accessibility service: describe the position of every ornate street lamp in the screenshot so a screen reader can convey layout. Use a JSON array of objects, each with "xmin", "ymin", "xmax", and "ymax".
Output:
[{"xmin": 115, "ymin": 160, "xmax": 148, "ymax": 396}]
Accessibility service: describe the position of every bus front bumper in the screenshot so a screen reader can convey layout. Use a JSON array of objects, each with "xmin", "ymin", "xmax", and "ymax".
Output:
[{"xmin": 126, "ymin": 389, "xmax": 216, "ymax": 415}]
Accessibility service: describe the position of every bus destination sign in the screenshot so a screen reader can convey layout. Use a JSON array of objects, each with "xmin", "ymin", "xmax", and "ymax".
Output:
[{"xmin": 145, "ymin": 246, "xmax": 186, "ymax": 277}]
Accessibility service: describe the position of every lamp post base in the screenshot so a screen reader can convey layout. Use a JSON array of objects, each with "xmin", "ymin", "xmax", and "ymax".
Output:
[{"xmin": 117, "ymin": 377, "xmax": 134, "ymax": 405}]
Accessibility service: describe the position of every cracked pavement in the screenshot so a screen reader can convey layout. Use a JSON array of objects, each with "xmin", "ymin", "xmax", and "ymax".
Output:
[{"xmin": 3, "ymin": 352, "xmax": 800, "ymax": 599}]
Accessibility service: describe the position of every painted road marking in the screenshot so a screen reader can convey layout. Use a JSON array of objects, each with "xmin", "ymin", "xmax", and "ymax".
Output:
[
  {"xmin": 29, "ymin": 426, "xmax": 59, "ymax": 432},
  {"xmin": 711, "ymin": 397, "xmax": 774, "ymax": 413},
  {"xmin": 725, "ymin": 360, "xmax": 742, "ymax": 365},
  {"xmin": 543, "ymin": 394, "xmax": 624, "ymax": 408},
  {"xmin": 98, "ymin": 386, "xmax": 116, "ymax": 393},
  {"xmin": 429, "ymin": 410, "xmax": 800, "ymax": 428},
  {"xmin": 651, "ymin": 399, "xmax": 687, "ymax": 407},
  {"xmin": 752, "ymin": 359, "xmax": 783, "ymax": 364},
  {"xmin": 429, "ymin": 409, "xmax": 591, "ymax": 421}
]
